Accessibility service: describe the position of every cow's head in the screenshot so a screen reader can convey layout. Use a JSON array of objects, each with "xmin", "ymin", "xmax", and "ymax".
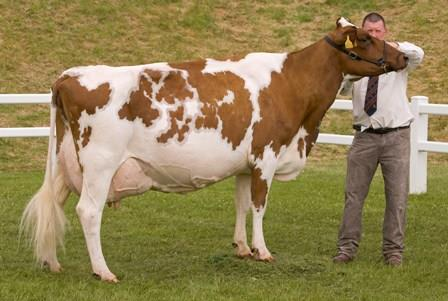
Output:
[{"xmin": 327, "ymin": 17, "xmax": 408, "ymax": 76}]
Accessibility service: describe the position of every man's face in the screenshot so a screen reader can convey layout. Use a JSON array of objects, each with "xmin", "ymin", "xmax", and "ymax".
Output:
[{"xmin": 362, "ymin": 20, "xmax": 387, "ymax": 40}]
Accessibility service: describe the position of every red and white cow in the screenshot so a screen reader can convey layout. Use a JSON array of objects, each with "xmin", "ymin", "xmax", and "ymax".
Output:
[{"xmin": 21, "ymin": 17, "xmax": 407, "ymax": 282}]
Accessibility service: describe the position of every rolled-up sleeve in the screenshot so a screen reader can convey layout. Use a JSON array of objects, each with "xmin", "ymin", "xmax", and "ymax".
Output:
[
  {"xmin": 338, "ymin": 78, "xmax": 354, "ymax": 96},
  {"xmin": 398, "ymin": 42, "xmax": 424, "ymax": 72}
]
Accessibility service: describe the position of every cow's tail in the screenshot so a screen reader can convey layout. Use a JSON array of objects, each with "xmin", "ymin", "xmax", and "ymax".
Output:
[{"xmin": 20, "ymin": 88, "xmax": 70, "ymax": 271}]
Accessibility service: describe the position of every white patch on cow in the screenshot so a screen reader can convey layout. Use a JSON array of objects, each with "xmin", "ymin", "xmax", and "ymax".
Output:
[
  {"xmin": 202, "ymin": 53, "xmax": 286, "ymax": 88},
  {"xmin": 337, "ymin": 17, "xmax": 356, "ymax": 28},
  {"xmin": 77, "ymin": 104, "xmax": 134, "ymax": 172},
  {"xmin": 183, "ymin": 98, "xmax": 201, "ymax": 117},
  {"xmin": 218, "ymin": 90, "xmax": 235, "ymax": 106},
  {"xmin": 274, "ymin": 126, "xmax": 308, "ymax": 181},
  {"xmin": 149, "ymin": 98, "xmax": 181, "ymax": 135},
  {"xmin": 253, "ymin": 143, "xmax": 278, "ymax": 181}
]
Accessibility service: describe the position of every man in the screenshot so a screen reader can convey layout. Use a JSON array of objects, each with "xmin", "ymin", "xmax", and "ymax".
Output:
[{"xmin": 333, "ymin": 12, "xmax": 424, "ymax": 266}]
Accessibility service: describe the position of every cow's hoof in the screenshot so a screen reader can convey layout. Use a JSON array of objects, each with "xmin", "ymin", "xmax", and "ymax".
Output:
[
  {"xmin": 233, "ymin": 242, "xmax": 253, "ymax": 258},
  {"xmin": 252, "ymin": 248, "xmax": 274, "ymax": 262},
  {"xmin": 107, "ymin": 201, "xmax": 120, "ymax": 209},
  {"xmin": 93, "ymin": 272, "xmax": 119, "ymax": 283},
  {"xmin": 236, "ymin": 249, "xmax": 254, "ymax": 259},
  {"xmin": 43, "ymin": 260, "xmax": 62, "ymax": 273}
]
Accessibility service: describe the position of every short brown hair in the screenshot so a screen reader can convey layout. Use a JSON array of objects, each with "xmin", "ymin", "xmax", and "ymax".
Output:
[{"xmin": 362, "ymin": 12, "xmax": 386, "ymax": 28}]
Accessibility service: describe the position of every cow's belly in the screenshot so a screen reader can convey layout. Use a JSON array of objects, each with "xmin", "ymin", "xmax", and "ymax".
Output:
[
  {"xmin": 131, "ymin": 155, "xmax": 246, "ymax": 192},
  {"xmin": 128, "ymin": 131, "xmax": 249, "ymax": 192}
]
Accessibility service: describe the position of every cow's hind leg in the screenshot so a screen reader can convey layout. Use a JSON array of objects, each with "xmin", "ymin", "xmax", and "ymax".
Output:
[
  {"xmin": 233, "ymin": 175, "xmax": 253, "ymax": 258},
  {"xmin": 76, "ymin": 166, "xmax": 118, "ymax": 283}
]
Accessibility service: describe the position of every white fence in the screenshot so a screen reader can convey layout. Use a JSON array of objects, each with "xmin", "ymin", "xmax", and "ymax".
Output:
[{"xmin": 1, "ymin": 94, "xmax": 447, "ymax": 194}]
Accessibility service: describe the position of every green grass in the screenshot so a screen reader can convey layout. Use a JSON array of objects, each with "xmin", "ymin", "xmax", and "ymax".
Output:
[{"xmin": 1, "ymin": 161, "xmax": 448, "ymax": 300}]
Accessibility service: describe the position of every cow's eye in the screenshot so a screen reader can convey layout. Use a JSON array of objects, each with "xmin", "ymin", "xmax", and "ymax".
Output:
[{"xmin": 358, "ymin": 38, "xmax": 371, "ymax": 45}]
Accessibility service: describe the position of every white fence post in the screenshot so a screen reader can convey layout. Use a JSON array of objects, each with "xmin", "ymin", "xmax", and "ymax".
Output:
[{"xmin": 410, "ymin": 96, "xmax": 429, "ymax": 194}]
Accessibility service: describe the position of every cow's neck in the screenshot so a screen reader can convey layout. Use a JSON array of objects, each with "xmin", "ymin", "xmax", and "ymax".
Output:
[
  {"xmin": 283, "ymin": 39, "xmax": 345, "ymax": 152},
  {"xmin": 286, "ymin": 39, "xmax": 344, "ymax": 112}
]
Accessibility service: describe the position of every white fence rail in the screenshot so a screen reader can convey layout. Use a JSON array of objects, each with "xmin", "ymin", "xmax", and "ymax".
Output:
[{"xmin": 1, "ymin": 94, "xmax": 447, "ymax": 194}]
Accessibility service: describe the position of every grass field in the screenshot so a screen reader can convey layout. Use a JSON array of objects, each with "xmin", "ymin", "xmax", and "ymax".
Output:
[{"xmin": 1, "ymin": 160, "xmax": 448, "ymax": 300}]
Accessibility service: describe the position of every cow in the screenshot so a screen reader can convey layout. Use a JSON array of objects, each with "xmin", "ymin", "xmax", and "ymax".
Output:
[{"xmin": 21, "ymin": 17, "xmax": 408, "ymax": 282}]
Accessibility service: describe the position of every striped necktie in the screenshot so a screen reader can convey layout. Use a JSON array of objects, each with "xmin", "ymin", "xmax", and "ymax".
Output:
[{"xmin": 364, "ymin": 76, "xmax": 379, "ymax": 116}]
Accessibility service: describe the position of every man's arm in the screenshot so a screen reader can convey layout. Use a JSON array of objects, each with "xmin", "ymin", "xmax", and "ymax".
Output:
[
  {"xmin": 338, "ymin": 78, "xmax": 354, "ymax": 96},
  {"xmin": 338, "ymin": 74, "xmax": 362, "ymax": 96},
  {"xmin": 396, "ymin": 42, "xmax": 424, "ymax": 71}
]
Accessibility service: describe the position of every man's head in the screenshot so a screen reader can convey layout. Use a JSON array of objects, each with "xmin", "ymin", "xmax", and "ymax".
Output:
[{"xmin": 362, "ymin": 12, "xmax": 387, "ymax": 40}]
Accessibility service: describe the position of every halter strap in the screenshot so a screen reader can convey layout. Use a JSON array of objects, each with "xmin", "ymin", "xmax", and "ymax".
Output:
[{"xmin": 324, "ymin": 36, "xmax": 389, "ymax": 71}]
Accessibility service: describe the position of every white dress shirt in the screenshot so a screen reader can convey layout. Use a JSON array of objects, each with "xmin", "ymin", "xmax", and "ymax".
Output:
[{"xmin": 340, "ymin": 42, "xmax": 424, "ymax": 129}]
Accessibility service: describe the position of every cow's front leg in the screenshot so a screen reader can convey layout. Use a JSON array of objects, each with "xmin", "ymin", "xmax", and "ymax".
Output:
[
  {"xmin": 250, "ymin": 167, "xmax": 275, "ymax": 262},
  {"xmin": 233, "ymin": 174, "xmax": 253, "ymax": 258}
]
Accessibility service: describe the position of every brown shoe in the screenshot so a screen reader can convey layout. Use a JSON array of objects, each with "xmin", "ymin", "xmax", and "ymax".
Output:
[
  {"xmin": 385, "ymin": 254, "xmax": 402, "ymax": 267},
  {"xmin": 332, "ymin": 253, "xmax": 353, "ymax": 264}
]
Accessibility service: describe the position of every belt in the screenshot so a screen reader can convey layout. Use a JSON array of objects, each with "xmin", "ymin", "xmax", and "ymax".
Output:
[{"xmin": 353, "ymin": 125, "xmax": 410, "ymax": 134}]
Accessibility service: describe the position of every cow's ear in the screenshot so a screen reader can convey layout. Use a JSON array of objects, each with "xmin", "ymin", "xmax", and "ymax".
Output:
[
  {"xmin": 336, "ymin": 17, "xmax": 355, "ymax": 28},
  {"xmin": 336, "ymin": 17, "xmax": 343, "ymax": 28},
  {"xmin": 343, "ymin": 26, "xmax": 357, "ymax": 49},
  {"xmin": 334, "ymin": 25, "xmax": 357, "ymax": 47}
]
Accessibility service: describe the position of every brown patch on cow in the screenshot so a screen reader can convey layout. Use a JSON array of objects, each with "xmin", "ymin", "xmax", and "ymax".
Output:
[
  {"xmin": 194, "ymin": 103, "xmax": 219, "ymax": 129},
  {"xmin": 52, "ymin": 75, "xmax": 71, "ymax": 154},
  {"xmin": 155, "ymin": 71, "xmax": 194, "ymax": 104},
  {"xmin": 168, "ymin": 60, "xmax": 252, "ymax": 149},
  {"xmin": 251, "ymin": 69, "xmax": 299, "ymax": 159},
  {"xmin": 59, "ymin": 78, "xmax": 110, "ymax": 116},
  {"xmin": 157, "ymin": 106, "xmax": 190, "ymax": 143},
  {"xmin": 251, "ymin": 168, "xmax": 268, "ymax": 208},
  {"xmin": 169, "ymin": 60, "xmax": 207, "ymax": 73},
  {"xmin": 53, "ymin": 76, "xmax": 112, "ymax": 150},
  {"xmin": 304, "ymin": 125, "xmax": 319, "ymax": 156},
  {"xmin": 55, "ymin": 107, "xmax": 67, "ymax": 154},
  {"xmin": 118, "ymin": 72, "xmax": 160, "ymax": 127},
  {"xmin": 81, "ymin": 126, "xmax": 92, "ymax": 147},
  {"xmin": 298, "ymin": 137, "xmax": 305, "ymax": 158},
  {"xmin": 145, "ymin": 69, "xmax": 163, "ymax": 84}
]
